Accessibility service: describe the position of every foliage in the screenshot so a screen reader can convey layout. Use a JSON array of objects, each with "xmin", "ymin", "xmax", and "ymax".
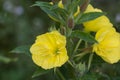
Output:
[{"xmin": 0, "ymin": 0, "xmax": 120, "ymax": 80}]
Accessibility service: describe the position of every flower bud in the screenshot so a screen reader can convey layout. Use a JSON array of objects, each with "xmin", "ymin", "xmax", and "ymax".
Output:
[
  {"xmin": 80, "ymin": 0, "xmax": 90, "ymax": 12},
  {"xmin": 67, "ymin": 18, "xmax": 74, "ymax": 29}
]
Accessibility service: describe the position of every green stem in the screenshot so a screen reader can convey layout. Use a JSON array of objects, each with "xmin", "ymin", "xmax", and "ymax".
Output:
[
  {"xmin": 54, "ymin": 68, "xmax": 57, "ymax": 74},
  {"xmin": 85, "ymin": 41, "xmax": 88, "ymax": 48},
  {"xmin": 68, "ymin": 60, "xmax": 74, "ymax": 68},
  {"xmin": 57, "ymin": 68, "xmax": 66, "ymax": 80},
  {"xmin": 74, "ymin": 51, "xmax": 89, "ymax": 57},
  {"xmin": 74, "ymin": 52, "xmax": 89, "ymax": 62},
  {"xmin": 73, "ymin": 39, "xmax": 82, "ymax": 54},
  {"xmin": 88, "ymin": 53, "xmax": 94, "ymax": 70}
]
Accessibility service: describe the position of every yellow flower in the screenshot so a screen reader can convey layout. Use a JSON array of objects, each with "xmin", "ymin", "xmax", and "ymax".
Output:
[
  {"xmin": 93, "ymin": 28, "xmax": 120, "ymax": 64},
  {"xmin": 83, "ymin": 4, "xmax": 113, "ymax": 32},
  {"xmin": 30, "ymin": 31, "xmax": 68, "ymax": 69}
]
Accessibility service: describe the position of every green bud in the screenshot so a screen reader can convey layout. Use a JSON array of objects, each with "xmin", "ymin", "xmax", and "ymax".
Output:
[
  {"xmin": 68, "ymin": 18, "xmax": 74, "ymax": 29},
  {"xmin": 80, "ymin": 0, "xmax": 90, "ymax": 12}
]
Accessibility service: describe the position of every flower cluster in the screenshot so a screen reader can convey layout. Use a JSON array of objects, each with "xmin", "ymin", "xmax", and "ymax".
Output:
[
  {"xmin": 84, "ymin": 5, "xmax": 120, "ymax": 64},
  {"xmin": 30, "ymin": 0, "xmax": 120, "ymax": 71}
]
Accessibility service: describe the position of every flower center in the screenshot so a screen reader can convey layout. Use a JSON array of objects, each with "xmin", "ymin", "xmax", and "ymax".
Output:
[{"xmin": 54, "ymin": 48, "xmax": 59, "ymax": 55}]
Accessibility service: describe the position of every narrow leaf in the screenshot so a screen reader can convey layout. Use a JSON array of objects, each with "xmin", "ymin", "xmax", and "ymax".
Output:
[
  {"xmin": 88, "ymin": 53, "xmax": 94, "ymax": 70},
  {"xmin": 32, "ymin": 1, "xmax": 60, "ymax": 22},
  {"xmin": 71, "ymin": 30, "xmax": 97, "ymax": 43},
  {"xmin": 10, "ymin": 45, "xmax": 31, "ymax": 56},
  {"xmin": 32, "ymin": 68, "xmax": 50, "ymax": 78},
  {"xmin": 77, "ymin": 12, "xmax": 105, "ymax": 24},
  {"xmin": 32, "ymin": 1, "xmax": 52, "ymax": 8}
]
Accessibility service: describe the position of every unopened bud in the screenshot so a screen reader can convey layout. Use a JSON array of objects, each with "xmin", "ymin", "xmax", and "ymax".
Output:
[
  {"xmin": 60, "ymin": 27, "xmax": 66, "ymax": 35},
  {"xmin": 80, "ymin": 0, "xmax": 90, "ymax": 12},
  {"xmin": 68, "ymin": 18, "xmax": 74, "ymax": 29}
]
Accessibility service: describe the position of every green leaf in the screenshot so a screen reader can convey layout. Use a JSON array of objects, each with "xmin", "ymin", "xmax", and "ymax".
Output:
[
  {"xmin": 71, "ymin": 30, "xmax": 97, "ymax": 43},
  {"xmin": 10, "ymin": 45, "xmax": 31, "ymax": 56},
  {"xmin": 32, "ymin": 1, "xmax": 67, "ymax": 23},
  {"xmin": 77, "ymin": 12, "xmax": 105, "ymax": 24},
  {"xmin": 32, "ymin": 67, "xmax": 50, "ymax": 78},
  {"xmin": 32, "ymin": 1, "xmax": 59, "ymax": 21}
]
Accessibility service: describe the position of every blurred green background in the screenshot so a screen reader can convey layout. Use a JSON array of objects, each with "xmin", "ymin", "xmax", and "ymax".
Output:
[{"xmin": 0, "ymin": 0, "xmax": 120, "ymax": 80}]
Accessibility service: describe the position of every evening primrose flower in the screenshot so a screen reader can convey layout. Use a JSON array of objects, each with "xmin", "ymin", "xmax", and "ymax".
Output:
[
  {"xmin": 93, "ymin": 28, "xmax": 120, "ymax": 64},
  {"xmin": 30, "ymin": 31, "xmax": 68, "ymax": 69},
  {"xmin": 83, "ymin": 4, "xmax": 113, "ymax": 32}
]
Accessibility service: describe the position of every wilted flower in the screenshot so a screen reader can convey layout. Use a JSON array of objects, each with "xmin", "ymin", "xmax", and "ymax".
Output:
[
  {"xmin": 93, "ymin": 28, "xmax": 120, "ymax": 64},
  {"xmin": 83, "ymin": 4, "xmax": 113, "ymax": 32},
  {"xmin": 30, "ymin": 31, "xmax": 68, "ymax": 69}
]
